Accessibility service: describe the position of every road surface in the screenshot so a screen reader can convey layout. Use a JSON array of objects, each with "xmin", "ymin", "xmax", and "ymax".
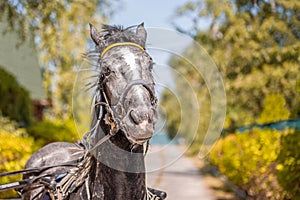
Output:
[{"xmin": 146, "ymin": 145, "xmax": 215, "ymax": 200}]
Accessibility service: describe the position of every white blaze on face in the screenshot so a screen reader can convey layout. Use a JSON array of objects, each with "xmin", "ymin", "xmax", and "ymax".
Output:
[
  {"xmin": 121, "ymin": 47, "xmax": 145, "ymax": 101},
  {"xmin": 121, "ymin": 48, "xmax": 140, "ymax": 79}
]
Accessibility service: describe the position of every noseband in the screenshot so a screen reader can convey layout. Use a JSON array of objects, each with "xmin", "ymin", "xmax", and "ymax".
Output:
[
  {"xmin": 89, "ymin": 42, "xmax": 157, "ymax": 151},
  {"xmin": 99, "ymin": 79, "xmax": 157, "ymax": 135}
]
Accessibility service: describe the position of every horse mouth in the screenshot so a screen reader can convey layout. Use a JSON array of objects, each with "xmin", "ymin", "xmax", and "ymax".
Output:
[
  {"xmin": 119, "ymin": 115, "xmax": 155, "ymax": 145},
  {"xmin": 122, "ymin": 126, "xmax": 153, "ymax": 145},
  {"xmin": 125, "ymin": 134, "xmax": 153, "ymax": 145}
]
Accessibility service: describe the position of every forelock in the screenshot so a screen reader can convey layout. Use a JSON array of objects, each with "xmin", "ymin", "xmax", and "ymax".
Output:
[{"xmin": 97, "ymin": 25, "xmax": 145, "ymax": 52}]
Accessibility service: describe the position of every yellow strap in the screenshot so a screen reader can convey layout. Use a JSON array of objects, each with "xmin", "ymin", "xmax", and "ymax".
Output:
[{"xmin": 101, "ymin": 42, "xmax": 144, "ymax": 58}]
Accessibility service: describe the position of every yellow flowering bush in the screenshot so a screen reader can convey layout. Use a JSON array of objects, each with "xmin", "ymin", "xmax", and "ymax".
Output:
[
  {"xmin": 0, "ymin": 118, "xmax": 34, "ymax": 198},
  {"xmin": 209, "ymin": 128, "xmax": 293, "ymax": 199},
  {"xmin": 277, "ymin": 130, "xmax": 300, "ymax": 198}
]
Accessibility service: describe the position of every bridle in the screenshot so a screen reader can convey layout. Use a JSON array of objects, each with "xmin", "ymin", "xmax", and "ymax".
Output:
[{"xmin": 88, "ymin": 42, "xmax": 158, "ymax": 152}]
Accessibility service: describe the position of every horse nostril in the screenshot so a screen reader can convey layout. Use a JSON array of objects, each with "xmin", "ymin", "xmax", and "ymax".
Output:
[
  {"xmin": 130, "ymin": 110, "xmax": 141, "ymax": 125},
  {"xmin": 130, "ymin": 109, "xmax": 157, "ymax": 125},
  {"xmin": 130, "ymin": 109, "xmax": 152, "ymax": 124}
]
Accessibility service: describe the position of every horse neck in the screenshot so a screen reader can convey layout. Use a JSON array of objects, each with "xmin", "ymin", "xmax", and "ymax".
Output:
[
  {"xmin": 91, "ymin": 125, "xmax": 146, "ymax": 200},
  {"xmin": 98, "ymin": 160, "xmax": 146, "ymax": 200}
]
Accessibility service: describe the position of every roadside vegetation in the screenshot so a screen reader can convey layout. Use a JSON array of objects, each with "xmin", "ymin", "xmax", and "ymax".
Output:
[{"xmin": 162, "ymin": 0, "xmax": 300, "ymax": 199}]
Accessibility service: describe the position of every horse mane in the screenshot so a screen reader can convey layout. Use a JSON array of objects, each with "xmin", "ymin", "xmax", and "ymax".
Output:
[
  {"xmin": 101, "ymin": 24, "xmax": 136, "ymax": 37},
  {"xmin": 101, "ymin": 24, "xmax": 128, "ymax": 33}
]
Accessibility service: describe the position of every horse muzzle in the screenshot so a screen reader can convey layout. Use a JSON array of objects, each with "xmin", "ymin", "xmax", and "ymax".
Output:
[
  {"xmin": 120, "ymin": 107, "xmax": 157, "ymax": 144},
  {"xmin": 106, "ymin": 79, "xmax": 157, "ymax": 144}
]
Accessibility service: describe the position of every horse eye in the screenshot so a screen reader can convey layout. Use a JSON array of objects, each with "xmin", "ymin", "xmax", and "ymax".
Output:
[{"xmin": 104, "ymin": 68, "xmax": 111, "ymax": 76}]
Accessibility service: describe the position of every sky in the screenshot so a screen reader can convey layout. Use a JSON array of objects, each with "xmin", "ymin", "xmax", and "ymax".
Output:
[
  {"xmin": 109, "ymin": 0, "xmax": 204, "ymax": 92},
  {"xmin": 109, "ymin": 0, "xmax": 194, "ymax": 29}
]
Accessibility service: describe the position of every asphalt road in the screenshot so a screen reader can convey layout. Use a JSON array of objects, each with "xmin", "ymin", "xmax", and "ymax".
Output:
[{"xmin": 146, "ymin": 145, "xmax": 215, "ymax": 200}]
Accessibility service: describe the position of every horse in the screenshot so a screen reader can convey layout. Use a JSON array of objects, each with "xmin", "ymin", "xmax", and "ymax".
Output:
[{"xmin": 15, "ymin": 23, "xmax": 167, "ymax": 200}]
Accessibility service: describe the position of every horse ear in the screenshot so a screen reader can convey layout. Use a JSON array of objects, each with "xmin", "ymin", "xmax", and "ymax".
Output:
[
  {"xmin": 89, "ymin": 23, "xmax": 101, "ymax": 45},
  {"xmin": 136, "ymin": 22, "xmax": 147, "ymax": 45}
]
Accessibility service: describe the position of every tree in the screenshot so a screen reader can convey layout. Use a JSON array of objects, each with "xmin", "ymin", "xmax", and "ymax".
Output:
[
  {"xmin": 172, "ymin": 0, "xmax": 299, "ymax": 128},
  {"xmin": 0, "ymin": 67, "xmax": 32, "ymax": 125},
  {"xmin": 160, "ymin": 44, "xmax": 223, "ymax": 148},
  {"xmin": 0, "ymin": 0, "xmax": 116, "ymax": 119}
]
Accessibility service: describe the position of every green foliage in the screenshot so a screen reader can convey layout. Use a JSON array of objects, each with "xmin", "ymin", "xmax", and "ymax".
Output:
[
  {"xmin": 26, "ymin": 120, "xmax": 79, "ymax": 147},
  {"xmin": 174, "ymin": 0, "xmax": 299, "ymax": 127},
  {"xmin": 209, "ymin": 128, "xmax": 291, "ymax": 199},
  {"xmin": 172, "ymin": 1, "xmax": 300, "ymax": 199},
  {"xmin": 0, "ymin": 118, "xmax": 34, "ymax": 198},
  {"xmin": 0, "ymin": 67, "xmax": 32, "ymax": 124},
  {"xmin": 160, "ymin": 89, "xmax": 181, "ymax": 139},
  {"xmin": 161, "ymin": 46, "xmax": 217, "ymax": 146},
  {"xmin": 258, "ymin": 93, "xmax": 290, "ymax": 124},
  {"xmin": 0, "ymin": 0, "xmax": 114, "ymax": 119},
  {"xmin": 277, "ymin": 130, "xmax": 300, "ymax": 198},
  {"xmin": 296, "ymin": 74, "xmax": 300, "ymax": 116}
]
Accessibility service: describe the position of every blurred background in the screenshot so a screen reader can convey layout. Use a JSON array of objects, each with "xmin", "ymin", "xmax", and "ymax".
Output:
[{"xmin": 0, "ymin": 0, "xmax": 299, "ymax": 199}]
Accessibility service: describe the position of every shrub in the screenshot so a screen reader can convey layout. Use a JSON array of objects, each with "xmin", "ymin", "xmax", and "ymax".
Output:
[
  {"xmin": 26, "ymin": 119, "xmax": 79, "ymax": 147},
  {"xmin": 0, "ymin": 118, "xmax": 34, "ymax": 198},
  {"xmin": 0, "ymin": 67, "xmax": 32, "ymax": 125},
  {"xmin": 209, "ymin": 128, "xmax": 291, "ymax": 199},
  {"xmin": 258, "ymin": 93, "xmax": 290, "ymax": 124},
  {"xmin": 277, "ymin": 130, "xmax": 300, "ymax": 198}
]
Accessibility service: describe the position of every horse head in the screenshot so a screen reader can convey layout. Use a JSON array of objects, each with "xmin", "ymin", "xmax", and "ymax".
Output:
[{"xmin": 89, "ymin": 23, "xmax": 157, "ymax": 146}]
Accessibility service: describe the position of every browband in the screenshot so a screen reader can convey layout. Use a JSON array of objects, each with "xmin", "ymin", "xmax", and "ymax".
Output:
[{"xmin": 101, "ymin": 42, "xmax": 144, "ymax": 57}]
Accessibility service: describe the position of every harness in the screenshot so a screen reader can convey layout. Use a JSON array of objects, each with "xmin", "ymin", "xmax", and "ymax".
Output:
[
  {"xmin": 0, "ymin": 144, "xmax": 165, "ymax": 200},
  {"xmin": 0, "ymin": 42, "xmax": 164, "ymax": 200},
  {"xmin": 0, "ymin": 143, "xmax": 91, "ymax": 199}
]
